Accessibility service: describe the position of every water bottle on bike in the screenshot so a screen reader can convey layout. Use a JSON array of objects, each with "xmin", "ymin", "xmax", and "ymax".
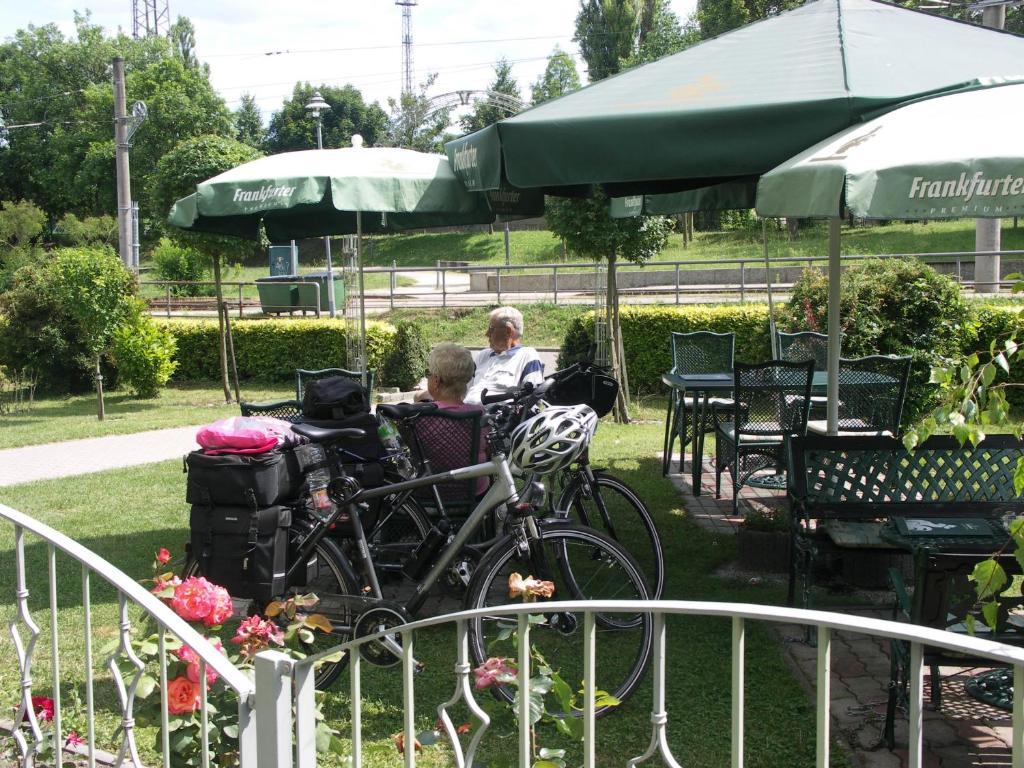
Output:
[{"xmin": 377, "ymin": 414, "xmax": 415, "ymax": 479}]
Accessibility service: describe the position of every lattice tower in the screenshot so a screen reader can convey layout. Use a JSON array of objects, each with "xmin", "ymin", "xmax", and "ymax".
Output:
[
  {"xmin": 132, "ymin": 0, "xmax": 171, "ymax": 38},
  {"xmin": 396, "ymin": 1, "xmax": 417, "ymax": 96}
]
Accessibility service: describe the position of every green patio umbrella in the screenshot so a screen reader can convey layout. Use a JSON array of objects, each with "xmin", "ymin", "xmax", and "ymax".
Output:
[
  {"xmin": 446, "ymin": 0, "xmax": 1024, "ymax": 198},
  {"xmin": 753, "ymin": 82, "xmax": 1024, "ymax": 433},
  {"xmin": 169, "ymin": 137, "xmax": 538, "ymax": 382}
]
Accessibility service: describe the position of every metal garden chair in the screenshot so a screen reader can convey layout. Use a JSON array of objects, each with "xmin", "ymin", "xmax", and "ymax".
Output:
[
  {"xmin": 662, "ymin": 331, "xmax": 736, "ymax": 476},
  {"xmin": 402, "ymin": 407, "xmax": 486, "ymax": 522},
  {"xmin": 714, "ymin": 359, "xmax": 814, "ymax": 513},
  {"xmin": 806, "ymin": 355, "xmax": 912, "ymax": 436},
  {"xmin": 777, "ymin": 330, "xmax": 838, "ymax": 418}
]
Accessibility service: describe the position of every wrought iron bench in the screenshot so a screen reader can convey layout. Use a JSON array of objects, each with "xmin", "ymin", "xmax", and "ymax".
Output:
[{"xmin": 786, "ymin": 433, "xmax": 1024, "ymax": 609}]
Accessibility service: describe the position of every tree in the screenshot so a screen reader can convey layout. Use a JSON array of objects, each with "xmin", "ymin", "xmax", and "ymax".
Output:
[
  {"xmin": 170, "ymin": 16, "xmax": 201, "ymax": 71},
  {"xmin": 151, "ymin": 134, "xmax": 263, "ymax": 402},
  {"xmin": 0, "ymin": 199, "xmax": 47, "ymax": 289},
  {"xmin": 530, "ymin": 47, "xmax": 582, "ymax": 106},
  {"xmin": 384, "ymin": 74, "xmax": 454, "ymax": 152},
  {"xmin": 696, "ymin": 0, "xmax": 801, "ymax": 39},
  {"xmin": 568, "ymin": 0, "xmax": 683, "ymax": 420},
  {"xmin": 623, "ymin": 1, "xmax": 696, "ymax": 66},
  {"xmin": 459, "ymin": 59, "xmax": 523, "ymax": 134},
  {"xmin": 235, "ymin": 93, "xmax": 265, "ymax": 150},
  {"xmin": 547, "ymin": 192, "xmax": 672, "ymax": 421},
  {"xmin": 266, "ymin": 83, "xmax": 388, "ymax": 153},
  {"xmin": 0, "ymin": 14, "xmax": 230, "ymax": 227},
  {"xmin": 43, "ymin": 248, "xmax": 135, "ymax": 419}
]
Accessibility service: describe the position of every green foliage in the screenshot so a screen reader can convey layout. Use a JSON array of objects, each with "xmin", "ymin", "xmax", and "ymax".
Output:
[
  {"xmin": 234, "ymin": 93, "xmax": 265, "ymax": 150},
  {"xmin": 575, "ymin": 0, "xmax": 645, "ymax": 81},
  {"xmin": 783, "ymin": 258, "xmax": 970, "ymax": 424},
  {"xmin": 460, "ymin": 58, "xmax": 523, "ymax": 134},
  {"xmin": 697, "ymin": 0, "xmax": 802, "ymax": 39},
  {"xmin": 150, "ymin": 237, "xmax": 212, "ymax": 296},
  {"xmin": 559, "ymin": 304, "xmax": 771, "ymax": 394},
  {"xmin": 741, "ymin": 507, "xmax": 789, "ymax": 532},
  {"xmin": 380, "ymin": 321, "xmax": 430, "ymax": 390},
  {"xmin": 53, "ymin": 212, "xmax": 118, "ymax": 247},
  {"xmin": 531, "ymin": 47, "xmax": 582, "ymax": 106},
  {"xmin": 43, "ymin": 247, "xmax": 135, "ymax": 358},
  {"xmin": 384, "ymin": 74, "xmax": 453, "ymax": 153},
  {"xmin": 546, "ymin": 191, "xmax": 673, "ymax": 265},
  {"xmin": 111, "ymin": 302, "xmax": 178, "ymax": 397},
  {"xmin": 0, "ymin": 199, "xmax": 47, "ymax": 288},
  {"xmin": 163, "ymin": 319, "xmax": 395, "ymax": 383},
  {"xmin": 265, "ymin": 82, "xmax": 388, "ymax": 154},
  {"xmin": 0, "ymin": 14, "xmax": 232, "ymax": 222}
]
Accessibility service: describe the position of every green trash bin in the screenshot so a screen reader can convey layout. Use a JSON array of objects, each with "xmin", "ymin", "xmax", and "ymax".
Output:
[
  {"xmin": 298, "ymin": 272, "xmax": 345, "ymax": 313},
  {"xmin": 255, "ymin": 275, "xmax": 298, "ymax": 315}
]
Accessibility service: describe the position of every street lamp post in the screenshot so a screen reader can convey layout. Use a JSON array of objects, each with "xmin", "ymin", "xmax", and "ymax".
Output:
[{"xmin": 305, "ymin": 91, "xmax": 337, "ymax": 317}]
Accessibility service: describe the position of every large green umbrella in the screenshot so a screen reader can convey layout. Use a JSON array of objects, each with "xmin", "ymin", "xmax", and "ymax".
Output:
[
  {"xmin": 754, "ymin": 83, "xmax": 1024, "ymax": 433},
  {"xmin": 169, "ymin": 138, "xmax": 536, "ymax": 380},
  {"xmin": 446, "ymin": 0, "xmax": 1024, "ymax": 198}
]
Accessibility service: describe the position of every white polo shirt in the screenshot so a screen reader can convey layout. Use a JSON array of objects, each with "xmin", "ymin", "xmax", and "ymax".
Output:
[{"xmin": 465, "ymin": 345, "xmax": 544, "ymax": 404}]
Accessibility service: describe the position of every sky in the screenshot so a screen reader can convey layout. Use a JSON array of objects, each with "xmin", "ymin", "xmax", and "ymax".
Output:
[{"xmin": 3, "ymin": 0, "xmax": 699, "ymax": 127}]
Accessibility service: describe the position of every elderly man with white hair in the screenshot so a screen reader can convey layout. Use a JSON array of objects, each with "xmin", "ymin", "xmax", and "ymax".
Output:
[{"xmin": 464, "ymin": 306, "xmax": 544, "ymax": 404}]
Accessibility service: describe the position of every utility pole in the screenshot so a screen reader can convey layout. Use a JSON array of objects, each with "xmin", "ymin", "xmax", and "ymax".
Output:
[
  {"xmin": 975, "ymin": 0, "xmax": 1007, "ymax": 293},
  {"xmin": 113, "ymin": 57, "xmax": 133, "ymax": 270},
  {"xmin": 305, "ymin": 91, "xmax": 336, "ymax": 317},
  {"xmin": 396, "ymin": 1, "xmax": 417, "ymax": 97}
]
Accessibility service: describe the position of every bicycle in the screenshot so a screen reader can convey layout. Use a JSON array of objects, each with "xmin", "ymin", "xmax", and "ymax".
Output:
[
  {"xmin": 481, "ymin": 360, "xmax": 666, "ymax": 598},
  {"xmin": 187, "ymin": 405, "xmax": 654, "ymax": 715}
]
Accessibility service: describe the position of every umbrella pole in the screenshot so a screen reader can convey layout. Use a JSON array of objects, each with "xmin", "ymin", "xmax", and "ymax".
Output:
[
  {"xmin": 357, "ymin": 210, "xmax": 368, "ymax": 391},
  {"xmin": 763, "ymin": 219, "xmax": 778, "ymax": 358},
  {"xmin": 826, "ymin": 217, "xmax": 841, "ymax": 436}
]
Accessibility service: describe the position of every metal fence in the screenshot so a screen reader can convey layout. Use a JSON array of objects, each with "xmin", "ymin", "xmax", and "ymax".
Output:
[
  {"xmin": 4, "ymin": 499, "xmax": 1024, "ymax": 768},
  {"xmin": 142, "ymin": 250, "xmax": 1024, "ymax": 317}
]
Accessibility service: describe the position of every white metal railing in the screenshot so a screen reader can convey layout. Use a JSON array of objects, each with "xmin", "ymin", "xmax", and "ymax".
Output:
[
  {"xmin": 281, "ymin": 600, "xmax": 1024, "ymax": 768},
  {"xmin": 6, "ymin": 497, "xmax": 1024, "ymax": 768},
  {"xmin": 0, "ymin": 503, "xmax": 257, "ymax": 767}
]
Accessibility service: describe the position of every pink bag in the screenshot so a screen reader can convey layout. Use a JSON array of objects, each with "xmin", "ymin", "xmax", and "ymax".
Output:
[{"xmin": 196, "ymin": 417, "xmax": 294, "ymax": 454}]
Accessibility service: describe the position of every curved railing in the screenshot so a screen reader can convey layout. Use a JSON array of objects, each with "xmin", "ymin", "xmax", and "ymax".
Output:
[
  {"xmin": 286, "ymin": 600, "xmax": 1024, "ymax": 768},
  {"xmin": 0, "ymin": 503, "xmax": 255, "ymax": 767}
]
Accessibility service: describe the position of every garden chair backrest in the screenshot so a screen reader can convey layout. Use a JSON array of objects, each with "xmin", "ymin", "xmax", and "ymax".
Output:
[
  {"xmin": 733, "ymin": 359, "xmax": 814, "ymax": 437},
  {"xmin": 296, "ymin": 367, "xmax": 374, "ymax": 402},
  {"xmin": 777, "ymin": 331, "xmax": 834, "ymax": 371},
  {"xmin": 670, "ymin": 331, "xmax": 735, "ymax": 376},
  {"xmin": 835, "ymin": 355, "xmax": 913, "ymax": 433}
]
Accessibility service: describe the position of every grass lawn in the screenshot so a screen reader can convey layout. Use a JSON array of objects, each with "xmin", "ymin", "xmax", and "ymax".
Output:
[
  {"xmin": 0, "ymin": 383, "xmax": 295, "ymax": 450},
  {"xmin": 0, "ymin": 398, "xmax": 849, "ymax": 767}
]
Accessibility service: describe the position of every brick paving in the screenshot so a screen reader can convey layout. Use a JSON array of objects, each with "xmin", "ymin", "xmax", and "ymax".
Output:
[{"xmin": 669, "ymin": 451, "xmax": 1015, "ymax": 767}]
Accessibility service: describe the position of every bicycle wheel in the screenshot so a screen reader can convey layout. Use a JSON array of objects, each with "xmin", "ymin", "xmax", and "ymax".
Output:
[
  {"xmin": 465, "ymin": 523, "xmax": 653, "ymax": 717},
  {"xmin": 558, "ymin": 469, "xmax": 665, "ymax": 599},
  {"xmin": 185, "ymin": 532, "xmax": 359, "ymax": 690}
]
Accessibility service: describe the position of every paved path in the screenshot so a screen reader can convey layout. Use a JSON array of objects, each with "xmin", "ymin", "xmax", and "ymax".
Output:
[{"xmin": 0, "ymin": 426, "xmax": 201, "ymax": 487}]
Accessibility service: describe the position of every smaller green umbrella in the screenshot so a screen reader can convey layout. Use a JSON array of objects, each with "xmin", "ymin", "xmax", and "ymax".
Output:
[
  {"xmin": 756, "ymin": 82, "xmax": 1024, "ymax": 220},
  {"xmin": 169, "ymin": 136, "xmax": 540, "ymax": 381}
]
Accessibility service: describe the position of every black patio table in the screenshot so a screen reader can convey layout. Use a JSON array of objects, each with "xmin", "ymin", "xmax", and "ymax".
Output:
[{"xmin": 661, "ymin": 369, "xmax": 896, "ymax": 496}]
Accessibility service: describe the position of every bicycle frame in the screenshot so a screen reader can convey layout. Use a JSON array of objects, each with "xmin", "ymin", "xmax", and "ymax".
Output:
[{"xmin": 288, "ymin": 451, "xmax": 522, "ymax": 617}]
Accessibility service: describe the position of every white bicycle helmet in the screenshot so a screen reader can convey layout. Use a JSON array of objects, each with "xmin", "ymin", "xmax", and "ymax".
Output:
[{"xmin": 509, "ymin": 404, "xmax": 599, "ymax": 475}]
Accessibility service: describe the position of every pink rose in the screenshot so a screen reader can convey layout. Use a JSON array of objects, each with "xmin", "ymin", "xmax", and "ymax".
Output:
[
  {"xmin": 65, "ymin": 731, "xmax": 85, "ymax": 747},
  {"xmin": 166, "ymin": 676, "xmax": 200, "ymax": 715},
  {"xmin": 171, "ymin": 577, "xmax": 216, "ymax": 622},
  {"xmin": 203, "ymin": 585, "xmax": 233, "ymax": 627},
  {"xmin": 175, "ymin": 641, "xmax": 222, "ymax": 686},
  {"xmin": 30, "ymin": 696, "xmax": 53, "ymax": 722},
  {"xmin": 156, "ymin": 548, "xmax": 172, "ymax": 565},
  {"xmin": 473, "ymin": 657, "xmax": 516, "ymax": 690},
  {"xmin": 231, "ymin": 615, "xmax": 284, "ymax": 658}
]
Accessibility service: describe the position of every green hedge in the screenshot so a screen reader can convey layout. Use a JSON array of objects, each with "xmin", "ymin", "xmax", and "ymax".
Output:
[
  {"xmin": 559, "ymin": 304, "xmax": 771, "ymax": 394},
  {"xmin": 160, "ymin": 319, "xmax": 395, "ymax": 383},
  {"xmin": 970, "ymin": 303, "xmax": 1024, "ymax": 410}
]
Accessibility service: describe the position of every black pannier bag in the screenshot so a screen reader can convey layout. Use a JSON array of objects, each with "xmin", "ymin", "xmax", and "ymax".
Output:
[
  {"xmin": 189, "ymin": 504, "xmax": 291, "ymax": 601},
  {"xmin": 545, "ymin": 368, "xmax": 619, "ymax": 418},
  {"xmin": 302, "ymin": 376, "xmax": 369, "ymax": 419},
  {"xmin": 184, "ymin": 448, "xmax": 300, "ymax": 508}
]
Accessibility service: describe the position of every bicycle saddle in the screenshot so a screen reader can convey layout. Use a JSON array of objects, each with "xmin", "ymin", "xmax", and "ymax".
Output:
[
  {"xmin": 291, "ymin": 423, "xmax": 366, "ymax": 443},
  {"xmin": 376, "ymin": 402, "xmax": 437, "ymax": 420}
]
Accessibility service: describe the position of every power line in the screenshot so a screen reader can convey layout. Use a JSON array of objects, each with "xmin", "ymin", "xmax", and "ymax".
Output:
[{"xmin": 198, "ymin": 33, "xmax": 573, "ymax": 59}]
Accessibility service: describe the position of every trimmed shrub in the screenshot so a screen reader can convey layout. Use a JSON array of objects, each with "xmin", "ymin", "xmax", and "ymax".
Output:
[
  {"xmin": 112, "ymin": 302, "xmax": 178, "ymax": 397},
  {"xmin": 150, "ymin": 237, "xmax": 212, "ymax": 296},
  {"xmin": 559, "ymin": 304, "xmax": 771, "ymax": 395},
  {"xmin": 380, "ymin": 321, "xmax": 429, "ymax": 390},
  {"xmin": 969, "ymin": 303, "xmax": 1024, "ymax": 411},
  {"xmin": 161, "ymin": 319, "xmax": 395, "ymax": 383},
  {"xmin": 782, "ymin": 258, "xmax": 972, "ymax": 423}
]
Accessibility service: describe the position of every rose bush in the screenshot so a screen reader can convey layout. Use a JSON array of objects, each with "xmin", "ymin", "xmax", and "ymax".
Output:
[{"xmin": 113, "ymin": 548, "xmax": 346, "ymax": 767}]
